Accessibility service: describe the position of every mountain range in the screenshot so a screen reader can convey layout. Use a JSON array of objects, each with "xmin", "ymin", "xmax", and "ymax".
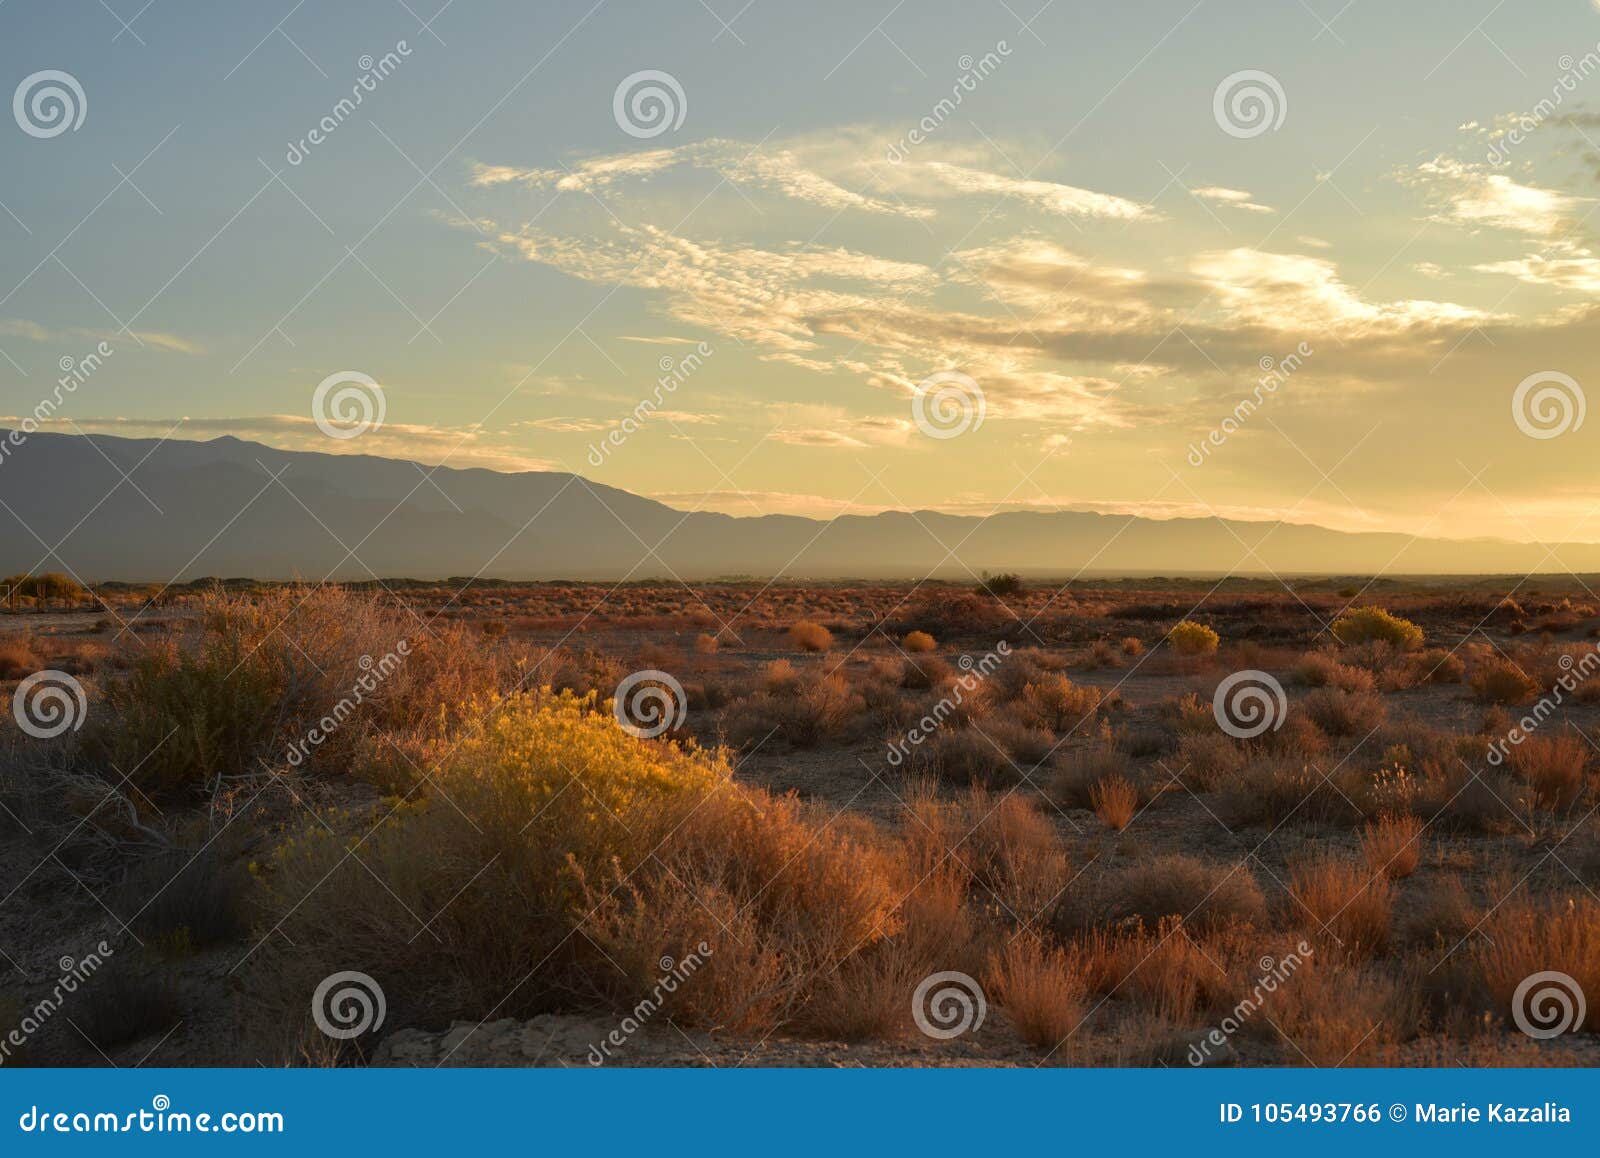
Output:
[{"xmin": 0, "ymin": 429, "xmax": 1593, "ymax": 582}]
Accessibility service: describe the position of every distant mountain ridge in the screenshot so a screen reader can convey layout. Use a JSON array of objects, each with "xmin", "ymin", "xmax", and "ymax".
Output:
[{"xmin": 0, "ymin": 429, "xmax": 1593, "ymax": 582}]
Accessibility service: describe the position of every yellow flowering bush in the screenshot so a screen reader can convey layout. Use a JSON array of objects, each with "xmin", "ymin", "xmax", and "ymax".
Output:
[
  {"xmin": 1167, "ymin": 619, "xmax": 1220, "ymax": 656},
  {"xmin": 254, "ymin": 691, "xmax": 897, "ymax": 1040},
  {"xmin": 1330, "ymin": 606, "xmax": 1423, "ymax": 650}
]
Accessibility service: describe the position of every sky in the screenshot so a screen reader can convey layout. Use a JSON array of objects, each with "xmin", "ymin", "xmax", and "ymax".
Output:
[{"xmin": 4, "ymin": 0, "xmax": 1600, "ymax": 547}]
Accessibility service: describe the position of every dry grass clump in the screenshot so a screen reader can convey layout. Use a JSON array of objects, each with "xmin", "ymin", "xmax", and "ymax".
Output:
[
  {"xmin": 1330, "ymin": 606, "xmax": 1423, "ymax": 650},
  {"xmin": 255, "ymin": 692, "xmax": 899, "ymax": 1042},
  {"xmin": 1090, "ymin": 774, "xmax": 1139, "ymax": 830},
  {"xmin": 1286, "ymin": 853, "xmax": 1393, "ymax": 959},
  {"xmin": 909, "ymin": 727, "xmax": 1021, "ymax": 788},
  {"xmin": 788, "ymin": 620, "xmax": 834, "ymax": 652},
  {"xmin": 1167, "ymin": 620, "xmax": 1219, "ymax": 656},
  {"xmin": 1503, "ymin": 730, "xmax": 1588, "ymax": 810},
  {"xmin": 1360, "ymin": 813, "xmax": 1423, "ymax": 879},
  {"xmin": 902, "ymin": 630, "xmax": 936, "ymax": 653},
  {"xmin": 987, "ymin": 935, "xmax": 1086, "ymax": 1048},
  {"xmin": 1472, "ymin": 894, "xmax": 1600, "ymax": 1033}
]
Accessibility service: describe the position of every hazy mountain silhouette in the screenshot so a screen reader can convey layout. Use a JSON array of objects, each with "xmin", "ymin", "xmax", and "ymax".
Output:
[{"xmin": 0, "ymin": 429, "xmax": 1592, "ymax": 582}]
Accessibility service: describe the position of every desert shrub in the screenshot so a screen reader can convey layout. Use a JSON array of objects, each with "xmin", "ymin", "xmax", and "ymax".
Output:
[
  {"xmin": 1120, "ymin": 636, "xmax": 1144, "ymax": 657},
  {"xmin": 255, "ymin": 693, "xmax": 897, "ymax": 1039},
  {"xmin": 1396, "ymin": 879, "xmax": 1478, "ymax": 949},
  {"xmin": 1286, "ymin": 853, "xmax": 1392, "ymax": 959},
  {"xmin": 1404, "ymin": 647, "xmax": 1465, "ymax": 686},
  {"xmin": 1330, "ymin": 606, "xmax": 1423, "ymax": 650},
  {"xmin": 898, "ymin": 654, "xmax": 952, "ymax": 691},
  {"xmin": 988, "ymin": 936, "xmax": 1085, "ymax": 1048},
  {"xmin": 75, "ymin": 967, "xmax": 181, "ymax": 1050},
  {"xmin": 981, "ymin": 717, "xmax": 1057, "ymax": 768},
  {"xmin": 693, "ymin": 632, "xmax": 719, "ymax": 655},
  {"xmin": 761, "ymin": 658, "xmax": 801, "ymax": 694},
  {"xmin": 1359, "ymin": 813, "xmax": 1422, "ymax": 879},
  {"xmin": 1473, "ymin": 894, "xmax": 1600, "ymax": 1033},
  {"xmin": 1292, "ymin": 652, "xmax": 1375, "ymax": 693},
  {"xmin": 1051, "ymin": 747, "xmax": 1131, "ymax": 808},
  {"xmin": 1158, "ymin": 692, "xmax": 1216, "ymax": 736},
  {"xmin": 952, "ymin": 792, "xmax": 1069, "ymax": 920},
  {"xmin": 902, "ymin": 630, "xmax": 936, "ymax": 653},
  {"xmin": 727, "ymin": 670, "xmax": 864, "ymax": 749},
  {"xmin": 1300, "ymin": 687, "xmax": 1386, "ymax": 738},
  {"xmin": 0, "ymin": 638, "xmax": 41, "ymax": 680},
  {"xmin": 86, "ymin": 588, "xmax": 507, "ymax": 797},
  {"xmin": 118, "ymin": 846, "xmax": 248, "ymax": 952},
  {"xmin": 788, "ymin": 621, "xmax": 833, "ymax": 652},
  {"xmin": 1167, "ymin": 620, "xmax": 1219, "ymax": 656},
  {"xmin": 1017, "ymin": 674, "xmax": 1103, "ymax": 734},
  {"xmin": 1469, "ymin": 658, "xmax": 1539, "ymax": 705},
  {"xmin": 1177, "ymin": 733, "xmax": 1245, "ymax": 791},
  {"xmin": 1504, "ymin": 730, "xmax": 1587, "ymax": 810},
  {"xmin": 1219, "ymin": 758, "xmax": 1364, "ymax": 827},
  {"xmin": 978, "ymin": 572, "xmax": 1024, "ymax": 598},
  {"xmin": 1268, "ymin": 955, "xmax": 1413, "ymax": 1064},
  {"xmin": 909, "ymin": 727, "xmax": 1020, "ymax": 788},
  {"xmin": 1059, "ymin": 854, "xmax": 1265, "ymax": 936},
  {"xmin": 1090, "ymin": 774, "xmax": 1138, "ymax": 830}
]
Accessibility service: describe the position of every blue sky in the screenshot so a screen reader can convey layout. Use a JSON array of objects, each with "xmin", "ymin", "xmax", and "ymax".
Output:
[{"xmin": 5, "ymin": 0, "xmax": 1600, "ymax": 543}]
